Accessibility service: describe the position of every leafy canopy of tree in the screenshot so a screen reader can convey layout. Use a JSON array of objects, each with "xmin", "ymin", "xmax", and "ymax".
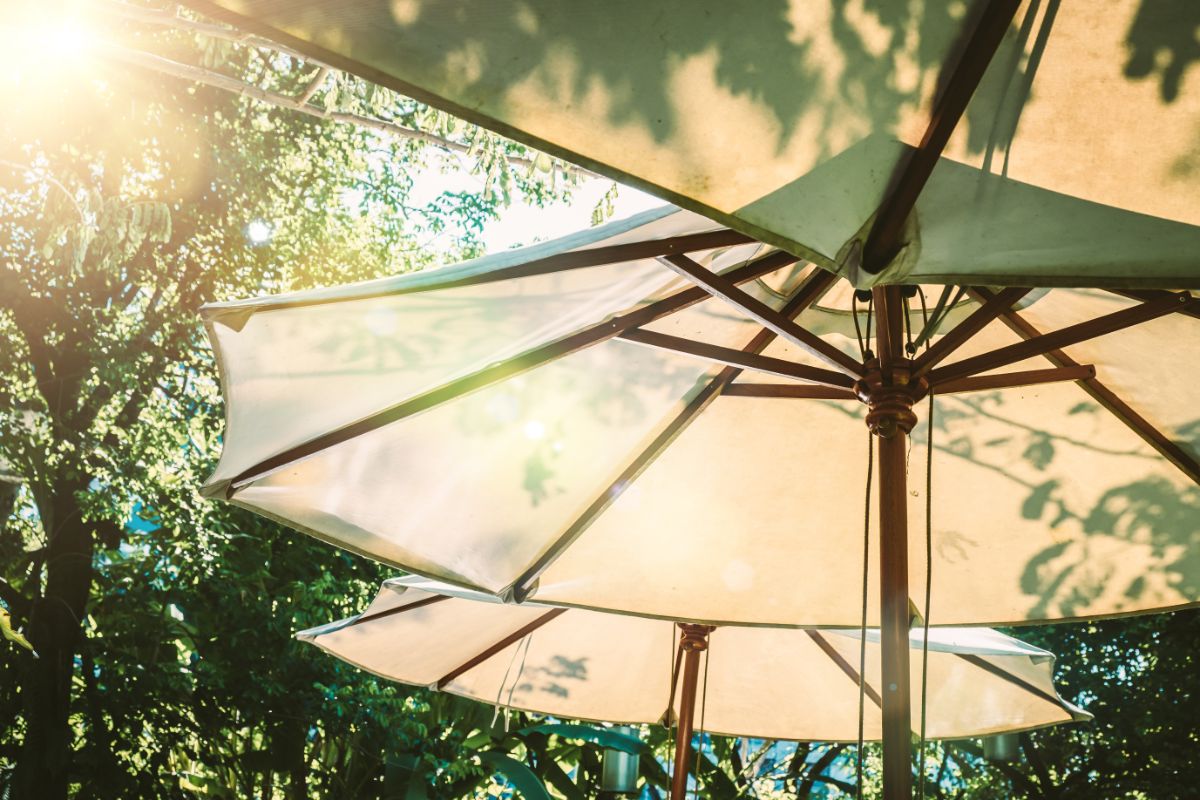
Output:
[{"xmin": 1, "ymin": 3, "xmax": 1199, "ymax": 800}]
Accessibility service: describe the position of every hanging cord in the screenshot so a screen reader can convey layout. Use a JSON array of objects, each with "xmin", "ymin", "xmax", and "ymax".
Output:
[
  {"xmin": 852, "ymin": 291, "xmax": 867, "ymax": 358},
  {"xmin": 493, "ymin": 632, "xmax": 535, "ymax": 731},
  {"xmin": 853, "ymin": 288, "xmax": 875, "ymax": 800},
  {"xmin": 915, "ymin": 288, "xmax": 934, "ymax": 800},
  {"xmin": 911, "ymin": 286, "xmax": 965, "ymax": 350},
  {"xmin": 918, "ymin": 393, "xmax": 935, "ymax": 800},
  {"xmin": 667, "ymin": 634, "xmax": 682, "ymax": 785},
  {"xmin": 856, "ymin": 428, "xmax": 874, "ymax": 800},
  {"xmin": 694, "ymin": 646, "xmax": 711, "ymax": 798}
]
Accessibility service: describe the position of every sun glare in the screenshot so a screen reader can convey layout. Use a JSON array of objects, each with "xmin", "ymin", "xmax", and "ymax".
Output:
[
  {"xmin": 1, "ymin": 9, "xmax": 97, "ymax": 86},
  {"xmin": 246, "ymin": 220, "xmax": 274, "ymax": 245}
]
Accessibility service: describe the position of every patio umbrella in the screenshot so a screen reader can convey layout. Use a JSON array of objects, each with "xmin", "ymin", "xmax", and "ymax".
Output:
[
  {"xmin": 199, "ymin": 205, "xmax": 1198, "ymax": 798},
  {"xmin": 185, "ymin": 3, "xmax": 1200, "ymax": 796},
  {"xmin": 183, "ymin": 0, "xmax": 1200, "ymax": 289},
  {"xmin": 299, "ymin": 576, "xmax": 1090, "ymax": 798}
]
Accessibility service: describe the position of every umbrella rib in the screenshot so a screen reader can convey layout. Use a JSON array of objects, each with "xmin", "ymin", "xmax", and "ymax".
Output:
[
  {"xmin": 970, "ymin": 289, "xmax": 1200, "ymax": 486},
  {"xmin": 658, "ymin": 254, "xmax": 863, "ymax": 377},
  {"xmin": 927, "ymin": 292, "xmax": 1197, "ymax": 386},
  {"xmin": 1107, "ymin": 289, "xmax": 1200, "ymax": 321},
  {"xmin": 204, "ymin": 229, "xmax": 758, "ymax": 320},
  {"xmin": 510, "ymin": 270, "xmax": 838, "ymax": 597},
  {"xmin": 435, "ymin": 607, "xmax": 568, "ymax": 690},
  {"xmin": 930, "ymin": 365, "xmax": 1095, "ymax": 395},
  {"xmin": 618, "ymin": 329, "xmax": 855, "ymax": 389},
  {"xmin": 720, "ymin": 384, "xmax": 857, "ymax": 400},
  {"xmin": 951, "ymin": 653, "xmax": 1063, "ymax": 709},
  {"xmin": 911, "ymin": 287, "xmax": 1032, "ymax": 378},
  {"xmin": 805, "ymin": 631, "xmax": 883, "ymax": 708},
  {"xmin": 344, "ymin": 593, "xmax": 452, "ymax": 628},
  {"xmin": 861, "ymin": 0, "xmax": 1023, "ymax": 273},
  {"xmin": 221, "ymin": 251, "xmax": 798, "ymax": 493}
]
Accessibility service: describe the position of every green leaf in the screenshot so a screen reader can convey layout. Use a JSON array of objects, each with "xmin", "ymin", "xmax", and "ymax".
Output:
[
  {"xmin": 477, "ymin": 752, "xmax": 552, "ymax": 800},
  {"xmin": 519, "ymin": 723, "xmax": 646, "ymax": 755}
]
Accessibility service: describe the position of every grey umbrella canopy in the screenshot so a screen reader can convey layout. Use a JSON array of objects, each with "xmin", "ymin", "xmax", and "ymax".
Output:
[{"xmin": 184, "ymin": 0, "xmax": 1200, "ymax": 288}]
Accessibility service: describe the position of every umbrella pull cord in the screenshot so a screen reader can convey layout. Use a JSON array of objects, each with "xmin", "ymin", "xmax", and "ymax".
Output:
[
  {"xmin": 856, "ymin": 427, "xmax": 874, "ymax": 800},
  {"xmin": 917, "ymin": 392, "xmax": 935, "ymax": 800},
  {"xmin": 693, "ymin": 647, "xmax": 711, "ymax": 796},
  {"xmin": 913, "ymin": 289, "xmax": 934, "ymax": 800},
  {"xmin": 492, "ymin": 632, "xmax": 535, "ymax": 732},
  {"xmin": 854, "ymin": 288, "xmax": 875, "ymax": 800}
]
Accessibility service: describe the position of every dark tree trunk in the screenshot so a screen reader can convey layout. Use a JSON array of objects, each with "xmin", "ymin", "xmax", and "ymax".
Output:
[{"xmin": 13, "ymin": 484, "xmax": 94, "ymax": 800}]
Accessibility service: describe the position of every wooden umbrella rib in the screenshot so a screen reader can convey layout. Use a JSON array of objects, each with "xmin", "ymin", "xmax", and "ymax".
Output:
[
  {"xmin": 861, "ymin": 0, "xmax": 1023, "ymax": 273},
  {"xmin": 927, "ymin": 292, "xmax": 1197, "ymax": 386},
  {"xmin": 344, "ymin": 593, "xmax": 452, "ymax": 627},
  {"xmin": 805, "ymin": 631, "xmax": 883, "ymax": 708},
  {"xmin": 511, "ymin": 271, "xmax": 838, "ymax": 596},
  {"xmin": 911, "ymin": 287, "xmax": 1031, "ymax": 377},
  {"xmin": 721, "ymin": 383, "xmax": 857, "ymax": 400},
  {"xmin": 435, "ymin": 607, "xmax": 568, "ymax": 689},
  {"xmin": 1108, "ymin": 289, "xmax": 1200, "ymax": 321},
  {"xmin": 931, "ymin": 365, "xmax": 1095, "ymax": 395},
  {"xmin": 207, "ymin": 229, "xmax": 758, "ymax": 319},
  {"xmin": 970, "ymin": 288, "xmax": 1200, "ymax": 487},
  {"xmin": 659, "ymin": 254, "xmax": 863, "ymax": 377},
  {"xmin": 224, "ymin": 251, "xmax": 798, "ymax": 492},
  {"xmin": 952, "ymin": 653, "xmax": 1064, "ymax": 708},
  {"xmin": 618, "ymin": 328, "xmax": 855, "ymax": 389}
]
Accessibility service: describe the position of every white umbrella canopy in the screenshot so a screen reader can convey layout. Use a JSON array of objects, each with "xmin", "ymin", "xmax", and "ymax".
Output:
[
  {"xmin": 183, "ymin": 0, "xmax": 1200, "ymax": 288},
  {"xmin": 200, "ymin": 205, "xmax": 1200, "ymax": 629},
  {"xmin": 298, "ymin": 577, "xmax": 1091, "ymax": 743}
]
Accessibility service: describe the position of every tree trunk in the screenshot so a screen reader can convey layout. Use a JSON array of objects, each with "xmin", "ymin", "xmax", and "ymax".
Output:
[{"xmin": 12, "ymin": 485, "xmax": 94, "ymax": 800}]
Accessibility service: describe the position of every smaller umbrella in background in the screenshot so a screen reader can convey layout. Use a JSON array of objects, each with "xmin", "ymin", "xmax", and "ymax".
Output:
[{"xmin": 300, "ymin": 577, "xmax": 1089, "ymax": 799}]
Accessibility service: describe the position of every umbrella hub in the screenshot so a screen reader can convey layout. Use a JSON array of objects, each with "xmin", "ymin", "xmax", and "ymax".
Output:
[
  {"xmin": 854, "ymin": 358, "xmax": 929, "ymax": 438},
  {"xmin": 677, "ymin": 623, "xmax": 715, "ymax": 652}
]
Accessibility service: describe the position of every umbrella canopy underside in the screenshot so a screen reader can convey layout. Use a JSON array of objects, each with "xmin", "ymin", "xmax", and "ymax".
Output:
[
  {"xmin": 202, "ymin": 206, "xmax": 1200, "ymax": 629},
  {"xmin": 299, "ymin": 578, "xmax": 1090, "ymax": 742},
  {"xmin": 184, "ymin": 0, "xmax": 1200, "ymax": 288}
]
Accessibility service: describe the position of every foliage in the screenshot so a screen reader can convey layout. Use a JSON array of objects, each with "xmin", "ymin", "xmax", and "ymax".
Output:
[
  {"xmin": 0, "ymin": 5, "xmax": 611, "ymax": 798},
  {"xmin": 1, "ymin": 4, "xmax": 1199, "ymax": 800}
]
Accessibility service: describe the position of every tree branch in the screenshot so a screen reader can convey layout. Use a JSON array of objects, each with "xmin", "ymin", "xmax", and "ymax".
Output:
[
  {"xmin": 296, "ymin": 66, "xmax": 329, "ymax": 105},
  {"xmin": 797, "ymin": 744, "xmax": 846, "ymax": 796},
  {"xmin": 98, "ymin": 0, "xmax": 319, "ymax": 65},
  {"xmin": 91, "ymin": 19, "xmax": 598, "ymax": 181},
  {"xmin": 0, "ymin": 576, "xmax": 32, "ymax": 619}
]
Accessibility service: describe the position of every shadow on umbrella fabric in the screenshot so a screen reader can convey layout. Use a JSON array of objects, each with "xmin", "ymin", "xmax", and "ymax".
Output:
[
  {"xmin": 200, "ymin": 204, "xmax": 1200, "ymax": 629},
  {"xmin": 183, "ymin": 0, "xmax": 1200, "ymax": 282},
  {"xmin": 298, "ymin": 577, "xmax": 1091, "ymax": 742}
]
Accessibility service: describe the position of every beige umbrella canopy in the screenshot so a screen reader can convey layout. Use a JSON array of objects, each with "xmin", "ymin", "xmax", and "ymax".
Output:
[
  {"xmin": 200, "ymin": 205, "xmax": 1198, "ymax": 799},
  {"xmin": 300, "ymin": 577, "xmax": 1089, "ymax": 795},
  {"xmin": 200, "ymin": 206, "xmax": 1200, "ymax": 630},
  {"xmin": 185, "ymin": 5, "xmax": 1200, "ymax": 796}
]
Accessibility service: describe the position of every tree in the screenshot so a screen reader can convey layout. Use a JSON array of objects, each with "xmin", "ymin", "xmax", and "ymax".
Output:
[{"xmin": 0, "ymin": 3, "xmax": 596, "ymax": 797}]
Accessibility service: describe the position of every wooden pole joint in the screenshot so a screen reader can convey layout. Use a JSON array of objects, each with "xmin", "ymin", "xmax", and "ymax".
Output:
[
  {"xmin": 677, "ymin": 623, "xmax": 715, "ymax": 652},
  {"xmin": 854, "ymin": 357, "xmax": 928, "ymax": 437}
]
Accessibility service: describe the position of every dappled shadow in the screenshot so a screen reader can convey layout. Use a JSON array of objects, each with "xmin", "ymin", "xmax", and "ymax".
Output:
[
  {"xmin": 514, "ymin": 654, "xmax": 589, "ymax": 700},
  {"xmin": 917, "ymin": 389, "xmax": 1200, "ymax": 621},
  {"xmin": 1124, "ymin": 0, "xmax": 1200, "ymax": 102}
]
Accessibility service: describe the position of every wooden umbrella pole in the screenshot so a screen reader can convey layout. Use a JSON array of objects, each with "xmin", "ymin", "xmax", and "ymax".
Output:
[
  {"xmin": 670, "ymin": 624, "xmax": 712, "ymax": 800},
  {"xmin": 862, "ymin": 286, "xmax": 922, "ymax": 800},
  {"xmin": 877, "ymin": 430, "xmax": 912, "ymax": 799}
]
